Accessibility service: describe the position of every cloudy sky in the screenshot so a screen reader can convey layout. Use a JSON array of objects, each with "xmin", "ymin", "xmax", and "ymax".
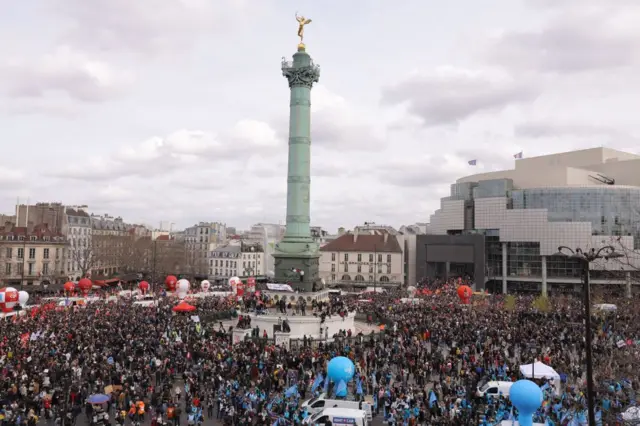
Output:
[{"xmin": 1, "ymin": 0, "xmax": 638, "ymax": 232}]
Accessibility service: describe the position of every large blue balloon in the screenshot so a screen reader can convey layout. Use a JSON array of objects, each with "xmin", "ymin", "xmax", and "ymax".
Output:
[
  {"xmin": 510, "ymin": 380, "xmax": 543, "ymax": 426},
  {"xmin": 327, "ymin": 356, "xmax": 355, "ymax": 383}
]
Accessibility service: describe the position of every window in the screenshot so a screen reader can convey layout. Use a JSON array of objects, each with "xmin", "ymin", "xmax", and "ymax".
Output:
[
  {"xmin": 344, "ymin": 253, "xmax": 348, "ymax": 261},
  {"xmin": 387, "ymin": 265, "xmax": 391, "ymax": 274},
  {"xmin": 331, "ymin": 264, "xmax": 335, "ymax": 272},
  {"xmin": 378, "ymin": 254, "xmax": 382, "ymax": 262},
  {"xmin": 29, "ymin": 248, "xmax": 36, "ymax": 259},
  {"xmin": 357, "ymin": 254, "xmax": 362, "ymax": 262},
  {"xmin": 331, "ymin": 253, "xmax": 336, "ymax": 261},
  {"xmin": 380, "ymin": 276, "xmax": 390, "ymax": 282},
  {"xmin": 43, "ymin": 248, "xmax": 50, "ymax": 259},
  {"xmin": 56, "ymin": 248, "xmax": 60, "ymax": 259},
  {"xmin": 387, "ymin": 254, "xmax": 391, "ymax": 262},
  {"xmin": 16, "ymin": 263, "xmax": 23, "ymax": 274},
  {"xmin": 5, "ymin": 248, "xmax": 11, "ymax": 258},
  {"xmin": 369, "ymin": 254, "xmax": 373, "ymax": 262},
  {"xmin": 343, "ymin": 263, "xmax": 348, "ymax": 272},
  {"xmin": 17, "ymin": 248, "xmax": 24, "ymax": 259},
  {"xmin": 369, "ymin": 275, "xmax": 373, "ymax": 282},
  {"xmin": 341, "ymin": 274, "xmax": 351, "ymax": 281},
  {"xmin": 42, "ymin": 263, "xmax": 49, "ymax": 275},
  {"xmin": 331, "ymin": 274, "xmax": 335, "ymax": 282},
  {"xmin": 357, "ymin": 265, "xmax": 361, "ymax": 273},
  {"xmin": 4, "ymin": 264, "xmax": 10, "ymax": 275},
  {"xmin": 27, "ymin": 263, "xmax": 34, "ymax": 275},
  {"xmin": 369, "ymin": 265, "xmax": 373, "ymax": 273},
  {"xmin": 354, "ymin": 275, "xmax": 364, "ymax": 281}
]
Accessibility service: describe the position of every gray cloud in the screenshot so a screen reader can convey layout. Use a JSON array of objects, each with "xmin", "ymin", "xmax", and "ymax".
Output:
[
  {"xmin": 0, "ymin": 47, "xmax": 132, "ymax": 103},
  {"xmin": 381, "ymin": 68, "xmax": 538, "ymax": 126},
  {"xmin": 487, "ymin": 4, "xmax": 640, "ymax": 73},
  {"xmin": 50, "ymin": 0, "xmax": 256, "ymax": 57},
  {"xmin": 515, "ymin": 122, "xmax": 640, "ymax": 149},
  {"xmin": 382, "ymin": 157, "xmax": 466, "ymax": 188}
]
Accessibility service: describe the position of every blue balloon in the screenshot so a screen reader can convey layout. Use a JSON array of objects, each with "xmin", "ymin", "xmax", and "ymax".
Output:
[
  {"xmin": 327, "ymin": 356, "xmax": 355, "ymax": 383},
  {"xmin": 510, "ymin": 380, "xmax": 542, "ymax": 426}
]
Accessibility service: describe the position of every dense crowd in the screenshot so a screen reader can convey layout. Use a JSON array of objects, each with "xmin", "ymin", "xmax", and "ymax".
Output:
[{"xmin": 0, "ymin": 280, "xmax": 637, "ymax": 426}]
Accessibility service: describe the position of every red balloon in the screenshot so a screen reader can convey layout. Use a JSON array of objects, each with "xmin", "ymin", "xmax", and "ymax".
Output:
[
  {"xmin": 78, "ymin": 278, "xmax": 92, "ymax": 294},
  {"xmin": 165, "ymin": 275, "xmax": 177, "ymax": 291},
  {"xmin": 64, "ymin": 281, "xmax": 75, "ymax": 292},
  {"xmin": 457, "ymin": 285, "xmax": 472, "ymax": 304},
  {"xmin": 139, "ymin": 281, "xmax": 150, "ymax": 293}
]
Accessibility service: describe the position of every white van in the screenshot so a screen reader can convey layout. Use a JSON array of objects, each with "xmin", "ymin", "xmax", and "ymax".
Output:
[
  {"xmin": 303, "ymin": 408, "xmax": 368, "ymax": 426},
  {"xmin": 301, "ymin": 395, "xmax": 373, "ymax": 421},
  {"xmin": 476, "ymin": 381, "xmax": 514, "ymax": 398}
]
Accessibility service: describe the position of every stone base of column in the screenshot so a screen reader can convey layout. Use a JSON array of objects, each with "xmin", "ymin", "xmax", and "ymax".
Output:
[{"xmin": 273, "ymin": 239, "xmax": 321, "ymax": 292}]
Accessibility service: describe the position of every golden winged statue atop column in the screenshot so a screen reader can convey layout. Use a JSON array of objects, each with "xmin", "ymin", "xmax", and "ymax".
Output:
[{"xmin": 295, "ymin": 13, "xmax": 312, "ymax": 47}]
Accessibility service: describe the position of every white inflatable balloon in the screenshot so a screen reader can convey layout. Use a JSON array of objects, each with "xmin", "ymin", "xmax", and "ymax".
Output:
[
  {"xmin": 18, "ymin": 290, "xmax": 29, "ymax": 308},
  {"xmin": 229, "ymin": 276, "xmax": 240, "ymax": 293},
  {"xmin": 201, "ymin": 280, "xmax": 211, "ymax": 292},
  {"xmin": 176, "ymin": 279, "xmax": 190, "ymax": 299}
]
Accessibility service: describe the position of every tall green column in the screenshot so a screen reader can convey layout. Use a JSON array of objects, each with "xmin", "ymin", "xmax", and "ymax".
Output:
[{"xmin": 272, "ymin": 45, "xmax": 321, "ymax": 292}]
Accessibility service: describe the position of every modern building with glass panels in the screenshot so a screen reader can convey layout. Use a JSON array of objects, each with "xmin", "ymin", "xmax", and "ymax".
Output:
[{"xmin": 426, "ymin": 147, "xmax": 640, "ymax": 296}]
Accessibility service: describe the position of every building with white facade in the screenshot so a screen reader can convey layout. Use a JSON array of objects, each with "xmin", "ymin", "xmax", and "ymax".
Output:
[
  {"xmin": 209, "ymin": 243, "xmax": 241, "ymax": 281},
  {"xmin": 239, "ymin": 243, "xmax": 266, "ymax": 277},
  {"xmin": 242, "ymin": 223, "xmax": 285, "ymax": 276},
  {"xmin": 185, "ymin": 222, "xmax": 227, "ymax": 275},
  {"xmin": 63, "ymin": 206, "xmax": 92, "ymax": 280},
  {"xmin": 424, "ymin": 147, "xmax": 640, "ymax": 296},
  {"xmin": 319, "ymin": 229, "xmax": 404, "ymax": 288}
]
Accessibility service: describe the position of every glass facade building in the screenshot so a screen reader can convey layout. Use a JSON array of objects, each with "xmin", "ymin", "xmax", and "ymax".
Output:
[
  {"xmin": 511, "ymin": 187, "xmax": 640, "ymax": 249},
  {"xmin": 475, "ymin": 184, "xmax": 640, "ymax": 282}
]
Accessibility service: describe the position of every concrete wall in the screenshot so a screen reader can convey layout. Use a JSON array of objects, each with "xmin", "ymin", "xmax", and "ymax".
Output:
[{"xmin": 415, "ymin": 234, "xmax": 486, "ymax": 289}]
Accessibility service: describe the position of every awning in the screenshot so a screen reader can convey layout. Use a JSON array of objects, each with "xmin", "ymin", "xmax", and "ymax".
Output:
[{"xmin": 93, "ymin": 278, "xmax": 120, "ymax": 287}]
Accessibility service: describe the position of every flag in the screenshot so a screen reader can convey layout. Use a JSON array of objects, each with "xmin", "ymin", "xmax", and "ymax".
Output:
[
  {"xmin": 323, "ymin": 377, "xmax": 330, "ymax": 394},
  {"xmin": 284, "ymin": 384, "xmax": 298, "ymax": 398},
  {"xmin": 514, "ymin": 151, "xmax": 523, "ymax": 159},
  {"xmin": 356, "ymin": 379, "xmax": 363, "ymax": 395},
  {"xmin": 468, "ymin": 159, "xmax": 477, "ymax": 166},
  {"xmin": 428, "ymin": 390, "xmax": 437, "ymax": 408},
  {"xmin": 335, "ymin": 380, "xmax": 347, "ymax": 398},
  {"xmin": 312, "ymin": 373, "xmax": 323, "ymax": 391}
]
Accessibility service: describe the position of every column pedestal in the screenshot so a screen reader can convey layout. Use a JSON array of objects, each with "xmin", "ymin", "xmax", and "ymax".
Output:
[
  {"xmin": 232, "ymin": 328, "xmax": 252, "ymax": 344},
  {"xmin": 275, "ymin": 331, "xmax": 291, "ymax": 350}
]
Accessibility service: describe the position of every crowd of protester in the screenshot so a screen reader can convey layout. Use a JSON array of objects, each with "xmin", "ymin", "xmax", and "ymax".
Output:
[{"xmin": 0, "ymin": 278, "xmax": 637, "ymax": 426}]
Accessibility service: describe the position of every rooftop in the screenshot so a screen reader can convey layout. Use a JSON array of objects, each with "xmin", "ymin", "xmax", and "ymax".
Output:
[
  {"xmin": 0, "ymin": 222, "xmax": 66, "ymax": 242},
  {"xmin": 320, "ymin": 232, "xmax": 402, "ymax": 253}
]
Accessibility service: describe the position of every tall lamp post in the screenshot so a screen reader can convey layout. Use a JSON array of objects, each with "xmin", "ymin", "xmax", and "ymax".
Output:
[{"xmin": 556, "ymin": 245, "xmax": 623, "ymax": 426}]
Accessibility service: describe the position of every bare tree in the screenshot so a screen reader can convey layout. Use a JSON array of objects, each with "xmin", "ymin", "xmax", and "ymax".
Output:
[
  {"xmin": 154, "ymin": 238, "xmax": 188, "ymax": 276},
  {"xmin": 0, "ymin": 248, "xmax": 6, "ymax": 283},
  {"xmin": 118, "ymin": 236, "xmax": 153, "ymax": 273},
  {"xmin": 68, "ymin": 237, "xmax": 100, "ymax": 278}
]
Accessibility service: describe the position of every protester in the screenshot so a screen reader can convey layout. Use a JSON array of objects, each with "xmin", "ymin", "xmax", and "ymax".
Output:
[{"xmin": 0, "ymin": 279, "xmax": 637, "ymax": 426}]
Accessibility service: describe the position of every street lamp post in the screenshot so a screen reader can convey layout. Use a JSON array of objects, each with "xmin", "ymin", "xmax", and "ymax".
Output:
[{"xmin": 556, "ymin": 245, "xmax": 623, "ymax": 426}]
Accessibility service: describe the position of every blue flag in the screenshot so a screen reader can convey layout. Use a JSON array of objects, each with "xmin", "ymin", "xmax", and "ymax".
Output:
[
  {"xmin": 429, "ymin": 390, "xmax": 437, "ymax": 408},
  {"xmin": 323, "ymin": 377, "xmax": 330, "ymax": 394},
  {"xmin": 312, "ymin": 373, "xmax": 323, "ymax": 392},
  {"xmin": 356, "ymin": 379, "xmax": 363, "ymax": 395},
  {"xmin": 284, "ymin": 384, "xmax": 298, "ymax": 398},
  {"xmin": 335, "ymin": 380, "xmax": 347, "ymax": 398}
]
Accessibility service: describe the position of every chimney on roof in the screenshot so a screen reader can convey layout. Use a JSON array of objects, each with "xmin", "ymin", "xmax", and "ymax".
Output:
[
  {"xmin": 384, "ymin": 233, "xmax": 389, "ymax": 244},
  {"xmin": 353, "ymin": 229, "xmax": 358, "ymax": 243}
]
